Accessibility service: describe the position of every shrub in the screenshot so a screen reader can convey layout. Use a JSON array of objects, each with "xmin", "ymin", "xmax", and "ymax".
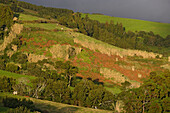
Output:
[
  {"xmin": 5, "ymin": 63, "xmax": 19, "ymax": 73},
  {"xmin": 11, "ymin": 52, "xmax": 28, "ymax": 64},
  {"xmin": 3, "ymin": 97, "xmax": 36, "ymax": 112},
  {"xmin": 7, "ymin": 106, "xmax": 31, "ymax": 113},
  {"xmin": 0, "ymin": 76, "xmax": 16, "ymax": 92},
  {"xmin": 0, "ymin": 59, "xmax": 6, "ymax": 70}
]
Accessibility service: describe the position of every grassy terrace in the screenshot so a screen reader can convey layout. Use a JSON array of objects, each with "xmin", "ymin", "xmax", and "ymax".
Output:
[
  {"xmin": 82, "ymin": 13, "xmax": 170, "ymax": 38},
  {"xmin": 19, "ymin": 13, "xmax": 45, "ymax": 21},
  {"xmin": 0, "ymin": 70, "xmax": 36, "ymax": 86}
]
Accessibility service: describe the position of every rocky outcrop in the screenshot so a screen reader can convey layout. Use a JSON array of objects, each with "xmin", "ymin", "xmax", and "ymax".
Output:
[
  {"xmin": 27, "ymin": 53, "xmax": 47, "ymax": 63},
  {"xmin": 74, "ymin": 38, "xmax": 162, "ymax": 59},
  {"xmin": 0, "ymin": 24, "xmax": 23, "ymax": 51},
  {"xmin": 50, "ymin": 44, "xmax": 82, "ymax": 60},
  {"xmin": 100, "ymin": 67, "xmax": 141, "ymax": 88},
  {"xmin": 100, "ymin": 68, "xmax": 125, "ymax": 83}
]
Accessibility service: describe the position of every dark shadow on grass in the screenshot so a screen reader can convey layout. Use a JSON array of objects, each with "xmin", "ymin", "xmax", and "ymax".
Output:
[
  {"xmin": 93, "ymin": 79, "xmax": 104, "ymax": 86},
  {"xmin": 0, "ymin": 96, "xmax": 9, "ymax": 113},
  {"xmin": 87, "ymin": 78, "xmax": 104, "ymax": 86},
  {"xmin": 35, "ymin": 102, "xmax": 79, "ymax": 113}
]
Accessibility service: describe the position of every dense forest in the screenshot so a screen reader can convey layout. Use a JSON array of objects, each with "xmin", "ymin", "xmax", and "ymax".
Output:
[{"xmin": 0, "ymin": 0, "xmax": 170, "ymax": 112}]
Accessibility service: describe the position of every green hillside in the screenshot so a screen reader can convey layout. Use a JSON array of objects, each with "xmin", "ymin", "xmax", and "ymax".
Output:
[
  {"xmin": 0, "ymin": 92, "xmax": 112, "ymax": 113},
  {"xmin": 0, "ymin": 70, "xmax": 36, "ymax": 86},
  {"xmin": 0, "ymin": 1, "xmax": 169, "ymax": 112},
  {"xmin": 82, "ymin": 13, "xmax": 170, "ymax": 38}
]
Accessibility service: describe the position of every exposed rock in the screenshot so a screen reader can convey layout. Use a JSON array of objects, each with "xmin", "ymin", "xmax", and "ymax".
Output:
[
  {"xmin": 13, "ymin": 17, "xmax": 18, "ymax": 21},
  {"xmin": 7, "ymin": 51, "xmax": 15, "ymax": 58},
  {"xmin": 27, "ymin": 53, "xmax": 47, "ymax": 63},
  {"xmin": 138, "ymin": 74, "xmax": 142, "ymax": 78},
  {"xmin": 100, "ymin": 67, "xmax": 141, "ymax": 88},
  {"xmin": 161, "ymin": 64, "xmax": 170, "ymax": 70},
  {"xmin": 0, "ymin": 24, "xmax": 23, "ymax": 51},
  {"xmin": 11, "ymin": 44, "xmax": 17, "ymax": 52},
  {"xmin": 132, "ymin": 66, "xmax": 135, "ymax": 71},
  {"xmin": 44, "ymin": 63, "xmax": 56, "ymax": 70},
  {"xmin": 50, "ymin": 44, "xmax": 70, "ymax": 60},
  {"xmin": 100, "ymin": 68, "xmax": 125, "ymax": 83},
  {"xmin": 74, "ymin": 38, "xmax": 162, "ymax": 59},
  {"xmin": 50, "ymin": 44, "xmax": 82, "ymax": 60},
  {"xmin": 115, "ymin": 100, "xmax": 124, "ymax": 113}
]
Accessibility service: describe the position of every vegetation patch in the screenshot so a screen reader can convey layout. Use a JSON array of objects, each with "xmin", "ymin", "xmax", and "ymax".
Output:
[{"xmin": 82, "ymin": 13, "xmax": 170, "ymax": 38}]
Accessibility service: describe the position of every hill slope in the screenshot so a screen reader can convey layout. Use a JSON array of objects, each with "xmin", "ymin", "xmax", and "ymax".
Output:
[
  {"xmin": 0, "ymin": 92, "xmax": 112, "ymax": 113},
  {"xmin": 82, "ymin": 13, "xmax": 170, "ymax": 38},
  {"xmin": 15, "ymin": 13, "xmax": 168, "ymax": 88}
]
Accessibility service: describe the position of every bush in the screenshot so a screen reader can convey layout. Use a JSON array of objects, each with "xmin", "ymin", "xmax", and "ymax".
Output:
[
  {"xmin": 7, "ymin": 106, "xmax": 31, "ymax": 113},
  {"xmin": 5, "ymin": 63, "xmax": 19, "ymax": 73},
  {"xmin": 0, "ymin": 59, "xmax": 6, "ymax": 70},
  {"xmin": 3, "ymin": 97, "xmax": 36, "ymax": 112},
  {"xmin": 0, "ymin": 76, "xmax": 16, "ymax": 92},
  {"xmin": 11, "ymin": 52, "xmax": 28, "ymax": 64}
]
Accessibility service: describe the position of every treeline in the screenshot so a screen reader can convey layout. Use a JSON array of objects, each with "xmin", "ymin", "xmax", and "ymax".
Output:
[
  {"xmin": 0, "ymin": 6, "xmax": 13, "ymax": 40},
  {"xmin": 1, "ymin": 69, "xmax": 169, "ymax": 112},
  {"xmin": 31, "ymin": 78, "xmax": 114, "ymax": 110},
  {"xmin": 0, "ymin": 0, "xmax": 73, "ymax": 18},
  {"xmin": 3, "ymin": 97, "xmax": 39, "ymax": 113},
  {"xmin": 17, "ymin": 1, "xmax": 73, "ymax": 19},
  {"xmin": 59, "ymin": 14, "xmax": 170, "ymax": 55}
]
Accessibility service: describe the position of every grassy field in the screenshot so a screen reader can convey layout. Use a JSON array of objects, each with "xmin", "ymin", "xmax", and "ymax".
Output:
[
  {"xmin": 19, "ymin": 13, "xmax": 45, "ymax": 21},
  {"xmin": 0, "ymin": 92, "xmax": 113, "ymax": 113},
  {"xmin": 0, "ymin": 70, "xmax": 36, "ymax": 86},
  {"xmin": 82, "ymin": 13, "xmax": 170, "ymax": 38}
]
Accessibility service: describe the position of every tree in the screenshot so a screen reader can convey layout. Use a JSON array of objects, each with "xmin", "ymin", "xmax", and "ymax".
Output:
[
  {"xmin": 72, "ymin": 80, "xmax": 96, "ymax": 106},
  {"xmin": 0, "ymin": 76, "xmax": 16, "ymax": 92},
  {"xmin": 119, "ymin": 71, "xmax": 170, "ymax": 113},
  {"xmin": 5, "ymin": 63, "xmax": 19, "ymax": 73},
  {"xmin": 64, "ymin": 62, "xmax": 78, "ymax": 87},
  {"xmin": 44, "ymin": 80, "xmax": 71, "ymax": 104},
  {"xmin": 86, "ymin": 86, "xmax": 115, "ymax": 110},
  {"xmin": 0, "ymin": 6, "xmax": 13, "ymax": 40}
]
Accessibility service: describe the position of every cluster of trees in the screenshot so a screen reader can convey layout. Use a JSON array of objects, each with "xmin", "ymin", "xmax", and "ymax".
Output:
[
  {"xmin": 0, "ymin": 5, "xmax": 13, "ymax": 40},
  {"xmin": 59, "ymin": 13, "xmax": 170, "ymax": 55},
  {"xmin": 7, "ymin": 106, "xmax": 33, "ymax": 113},
  {"xmin": 17, "ymin": 1, "xmax": 73, "ymax": 19},
  {"xmin": 0, "ymin": 0, "xmax": 23, "ymax": 12},
  {"xmin": 0, "ymin": 76, "xmax": 16, "ymax": 92},
  {"xmin": 3, "ymin": 97, "xmax": 38, "ymax": 112},
  {"xmin": 30, "ymin": 78, "xmax": 115, "ymax": 110},
  {"xmin": 119, "ymin": 70, "xmax": 170, "ymax": 113}
]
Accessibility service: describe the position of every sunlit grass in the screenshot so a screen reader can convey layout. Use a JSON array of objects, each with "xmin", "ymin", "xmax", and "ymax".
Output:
[
  {"xmin": 19, "ymin": 13, "xmax": 45, "ymax": 21},
  {"xmin": 82, "ymin": 13, "xmax": 170, "ymax": 38},
  {"xmin": 0, "ymin": 70, "xmax": 36, "ymax": 86}
]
